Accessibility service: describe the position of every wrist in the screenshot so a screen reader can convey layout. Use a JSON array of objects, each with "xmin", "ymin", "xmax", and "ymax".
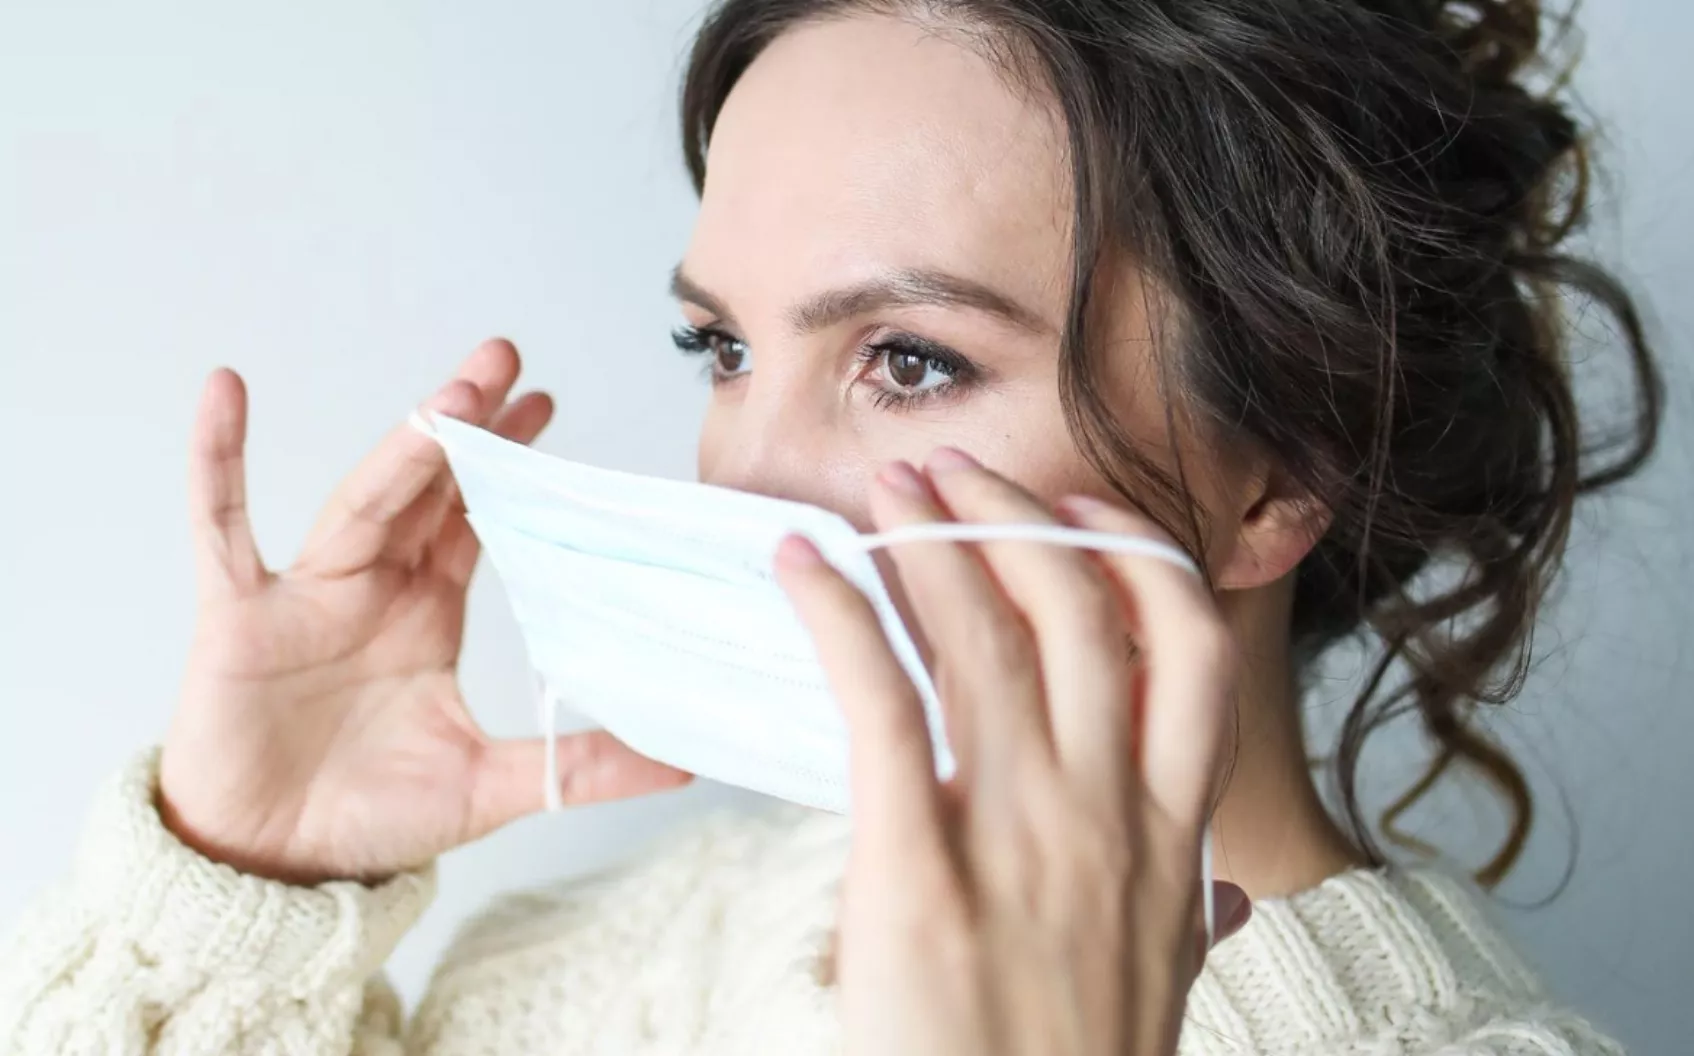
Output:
[
  {"xmin": 77, "ymin": 749, "xmax": 437, "ymax": 984},
  {"xmin": 154, "ymin": 786, "xmax": 341, "ymax": 887}
]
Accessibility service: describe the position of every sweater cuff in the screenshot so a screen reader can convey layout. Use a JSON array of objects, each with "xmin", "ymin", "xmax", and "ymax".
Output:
[{"xmin": 69, "ymin": 748, "xmax": 436, "ymax": 994}]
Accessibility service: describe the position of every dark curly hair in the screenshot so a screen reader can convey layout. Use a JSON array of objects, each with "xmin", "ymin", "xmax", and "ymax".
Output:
[{"xmin": 680, "ymin": 0, "xmax": 1662, "ymax": 885}]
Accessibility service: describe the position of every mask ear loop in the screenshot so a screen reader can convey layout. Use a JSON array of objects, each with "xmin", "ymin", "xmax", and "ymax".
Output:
[
  {"xmin": 852, "ymin": 522, "xmax": 1200, "ymax": 577},
  {"xmin": 1202, "ymin": 825, "xmax": 1216, "ymax": 947},
  {"xmin": 407, "ymin": 408, "xmax": 441, "ymax": 440},
  {"xmin": 537, "ymin": 672, "xmax": 563, "ymax": 813}
]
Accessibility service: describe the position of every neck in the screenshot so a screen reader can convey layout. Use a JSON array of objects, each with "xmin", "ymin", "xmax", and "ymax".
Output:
[{"xmin": 1210, "ymin": 579, "xmax": 1366, "ymax": 899}]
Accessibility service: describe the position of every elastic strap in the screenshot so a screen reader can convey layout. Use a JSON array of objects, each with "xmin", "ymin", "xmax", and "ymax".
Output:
[
  {"xmin": 537, "ymin": 671, "xmax": 562, "ymax": 813},
  {"xmin": 852, "ymin": 521, "xmax": 1199, "ymax": 577},
  {"xmin": 408, "ymin": 408, "xmax": 440, "ymax": 440},
  {"xmin": 1202, "ymin": 826, "xmax": 1216, "ymax": 947},
  {"xmin": 414, "ymin": 409, "xmax": 1207, "ymax": 824}
]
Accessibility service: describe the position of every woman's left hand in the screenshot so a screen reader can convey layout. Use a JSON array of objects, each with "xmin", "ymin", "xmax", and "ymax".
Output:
[{"xmin": 776, "ymin": 448, "xmax": 1250, "ymax": 1056}]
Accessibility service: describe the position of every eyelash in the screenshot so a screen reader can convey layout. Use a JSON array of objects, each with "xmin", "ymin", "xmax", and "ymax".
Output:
[
  {"xmin": 670, "ymin": 324, "xmax": 736, "ymax": 364},
  {"xmin": 856, "ymin": 335, "xmax": 974, "ymax": 411},
  {"xmin": 669, "ymin": 324, "xmax": 979, "ymax": 411}
]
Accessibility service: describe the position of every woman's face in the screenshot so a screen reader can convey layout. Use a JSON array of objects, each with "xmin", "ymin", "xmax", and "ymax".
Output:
[{"xmin": 676, "ymin": 14, "xmax": 1267, "ymax": 578}]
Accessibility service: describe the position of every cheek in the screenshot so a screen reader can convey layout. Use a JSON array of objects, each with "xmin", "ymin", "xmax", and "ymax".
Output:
[
  {"xmin": 693, "ymin": 403, "xmax": 729, "ymax": 482},
  {"xmin": 946, "ymin": 397, "xmax": 1101, "ymax": 507},
  {"xmin": 980, "ymin": 444, "xmax": 1103, "ymax": 508},
  {"xmin": 695, "ymin": 401, "xmax": 883, "ymax": 530}
]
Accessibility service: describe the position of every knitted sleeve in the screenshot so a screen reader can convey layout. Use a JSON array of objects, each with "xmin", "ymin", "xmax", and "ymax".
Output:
[{"xmin": 0, "ymin": 749, "xmax": 435, "ymax": 1056}]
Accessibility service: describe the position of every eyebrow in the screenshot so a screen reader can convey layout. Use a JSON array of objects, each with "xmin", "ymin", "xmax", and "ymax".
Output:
[{"xmin": 668, "ymin": 265, "xmax": 1052, "ymax": 336}]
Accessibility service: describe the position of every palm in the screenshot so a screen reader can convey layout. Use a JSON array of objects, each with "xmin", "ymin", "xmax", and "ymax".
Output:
[{"xmin": 161, "ymin": 341, "xmax": 688, "ymax": 885}]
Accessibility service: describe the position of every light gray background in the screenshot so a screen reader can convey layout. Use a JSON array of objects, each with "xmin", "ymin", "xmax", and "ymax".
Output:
[{"xmin": 1, "ymin": 2, "xmax": 1688, "ymax": 1052}]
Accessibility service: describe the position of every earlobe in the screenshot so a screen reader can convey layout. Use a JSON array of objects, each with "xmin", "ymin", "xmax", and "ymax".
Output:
[{"xmin": 1213, "ymin": 487, "xmax": 1331, "ymax": 591}]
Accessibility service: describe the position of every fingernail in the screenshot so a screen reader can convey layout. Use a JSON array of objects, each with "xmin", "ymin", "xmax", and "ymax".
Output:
[
  {"xmin": 774, "ymin": 534, "xmax": 825, "ymax": 570},
  {"xmin": 925, "ymin": 446, "xmax": 980, "ymax": 474},
  {"xmin": 1211, "ymin": 883, "xmax": 1253, "ymax": 946},
  {"xmin": 1056, "ymin": 494, "xmax": 1110, "ymax": 518},
  {"xmin": 877, "ymin": 460, "xmax": 928, "ymax": 496},
  {"xmin": 427, "ymin": 380, "xmax": 478, "ymax": 416}
]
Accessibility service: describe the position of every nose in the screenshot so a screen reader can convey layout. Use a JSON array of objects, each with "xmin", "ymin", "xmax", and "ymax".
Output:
[{"xmin": 698, "ymin": 368, "xmax": 849, "ymax": 512}]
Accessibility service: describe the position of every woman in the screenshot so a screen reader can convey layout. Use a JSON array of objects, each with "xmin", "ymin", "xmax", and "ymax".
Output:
[{"xmin": 0, "ymin": 0, "xmax": 1661, "ymax": 1053}]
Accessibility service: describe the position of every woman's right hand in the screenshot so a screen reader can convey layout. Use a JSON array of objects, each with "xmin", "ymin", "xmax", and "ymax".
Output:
[{"xmin": 159, "ymin": 338, "xmax": 691, "ymax": 886}]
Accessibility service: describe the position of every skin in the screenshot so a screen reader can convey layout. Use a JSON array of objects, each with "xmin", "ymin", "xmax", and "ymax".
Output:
[
  {"xmin": 162, "ymin": 354, "xmax": 692, "ymax": 887},
  {"xmin": 159, "ymin": 10, "xmax": 1362, "ymax": 1052},
  {"xmin": 778, "ymin": 459, "xmax": 1240, "ymax": 1055},
  {"xmin": 681, "ymin": 14, "xmax": 1361, "ymax": 898}
]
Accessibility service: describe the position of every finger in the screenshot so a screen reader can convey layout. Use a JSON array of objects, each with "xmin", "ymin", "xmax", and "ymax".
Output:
[
  {"xmin": 868, "ymin": 458, "xmax": 1048, "ymax": 787},
  {"xmin": 441, "ymin": 389, "xmax": 554, "ymax": 520},
  {"xmin": 1202, "ymin": 881, "xmax": 1252, "ymax": 956},
  {"xmin": 300, "ymin": 338, "xmax": 519, "ymax": 574},
  {"xmin": 1167, "ymin": 878, "xmax": 1249, "ymax": 1056},
  {"xmin": 1054, "ymin": 495, "xmax": 1235, "ymax": 832},
  {"xmin": 405, "ymin": 390, "xmax": 554, "ymax": 567},
  {"xmin": 426, "ymin": 390, "xmax": 556, "ymax": 586},
  {"xmin": 362, "ymin": 379, "xmax": 484, "ymax": 570},
  {"xmin": 468, "ymin": 730, "xmax": 692, "ymax": 834},
  {"xmin": 919, "ymin": 448, "xmax": 1137, "ymax": 801},
  {"xmin": 400, "ymin": 340, "xmax": 535, "ymax": 552},
  {"xmin": 187, "ymin": 368, "xmax": 268, "ymax": 597},
  {"xmin": 774, "ymin": 533, "xmax": 945, "ymax": 856}
]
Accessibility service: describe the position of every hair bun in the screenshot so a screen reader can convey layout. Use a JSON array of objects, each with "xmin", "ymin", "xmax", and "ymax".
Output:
[{"xmin": 1430, "ymin": 0, "xmax": 1553, "ymax": 83}]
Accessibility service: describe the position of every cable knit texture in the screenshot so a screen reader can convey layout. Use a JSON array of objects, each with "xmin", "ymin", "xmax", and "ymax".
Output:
[{"xmin": 0, "ymin": 750, "xmax": 1622, "ymax": 1055}]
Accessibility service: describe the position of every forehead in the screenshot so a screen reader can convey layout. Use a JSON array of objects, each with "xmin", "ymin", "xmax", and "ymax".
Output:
[{"xmin": 687, "ymin": 14, "xmax": 1071, "ymax": 314}]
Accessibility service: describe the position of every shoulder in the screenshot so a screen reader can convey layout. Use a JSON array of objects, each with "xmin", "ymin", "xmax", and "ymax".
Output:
[
  {"xmin": 408, "ymin": 803, "xmax": 848, "ymax": 1052},
  {"xmin": 1186, "ymin": 867, "xmax": 1624, "ymax": 1055}
]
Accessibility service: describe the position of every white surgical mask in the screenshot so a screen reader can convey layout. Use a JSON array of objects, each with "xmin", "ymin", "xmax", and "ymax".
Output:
[{"xmin": 413, "ymin": 409, "xmax": 1215, "ymax": 935}]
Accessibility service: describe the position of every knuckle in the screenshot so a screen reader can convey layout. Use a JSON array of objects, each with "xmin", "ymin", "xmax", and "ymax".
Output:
[
  {"xmin": 973, "ymin": 614, "xmax": 1038, "ymax": 676},
  {"xmin": 1058, "ymin": 570, "xmax": 1124, "ymax": 644}
]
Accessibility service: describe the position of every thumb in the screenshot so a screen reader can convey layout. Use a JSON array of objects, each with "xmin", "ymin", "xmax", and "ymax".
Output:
[
  {"xmin": 468, "ymin": 731, "xmax": 693, "ymax": 835},
  {"xmin": 1194, "ymin": 881, "xmax": 1253, "ymax": 967},
  {"xmin": 1210, "ymin": 881, "xmax": 1252, "ymax": 945}
]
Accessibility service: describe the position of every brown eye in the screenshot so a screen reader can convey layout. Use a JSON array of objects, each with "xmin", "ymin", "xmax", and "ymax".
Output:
[
  {"xmin": 858, "ymin": 335, "xmax": 973, "ymax": 409},
  {"xmin": 672, "ymin": 324, "xmax": 751, "ymax": 380},
  {"xmin": 702, "ymin": 331, "xmax": 751, "ymax": 377},
  {"xmin": 887, "ymin": 351, "xmax": 930, "ymax": 389},
  {"xmin": 714, "ymin": 339, "xmax": 747, "ymax": 375}
]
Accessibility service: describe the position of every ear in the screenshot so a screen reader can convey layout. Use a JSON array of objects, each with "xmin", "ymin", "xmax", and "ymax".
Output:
[{"xmin": 1211, "ymin": 465, "xmax": 1330, "ymax": 591}]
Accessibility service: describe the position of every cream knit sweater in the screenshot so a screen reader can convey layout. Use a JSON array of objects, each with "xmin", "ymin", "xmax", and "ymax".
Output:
[{"xmin": 0, "ymin": 751, "xmax": 1621, "ymax": 1055}]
